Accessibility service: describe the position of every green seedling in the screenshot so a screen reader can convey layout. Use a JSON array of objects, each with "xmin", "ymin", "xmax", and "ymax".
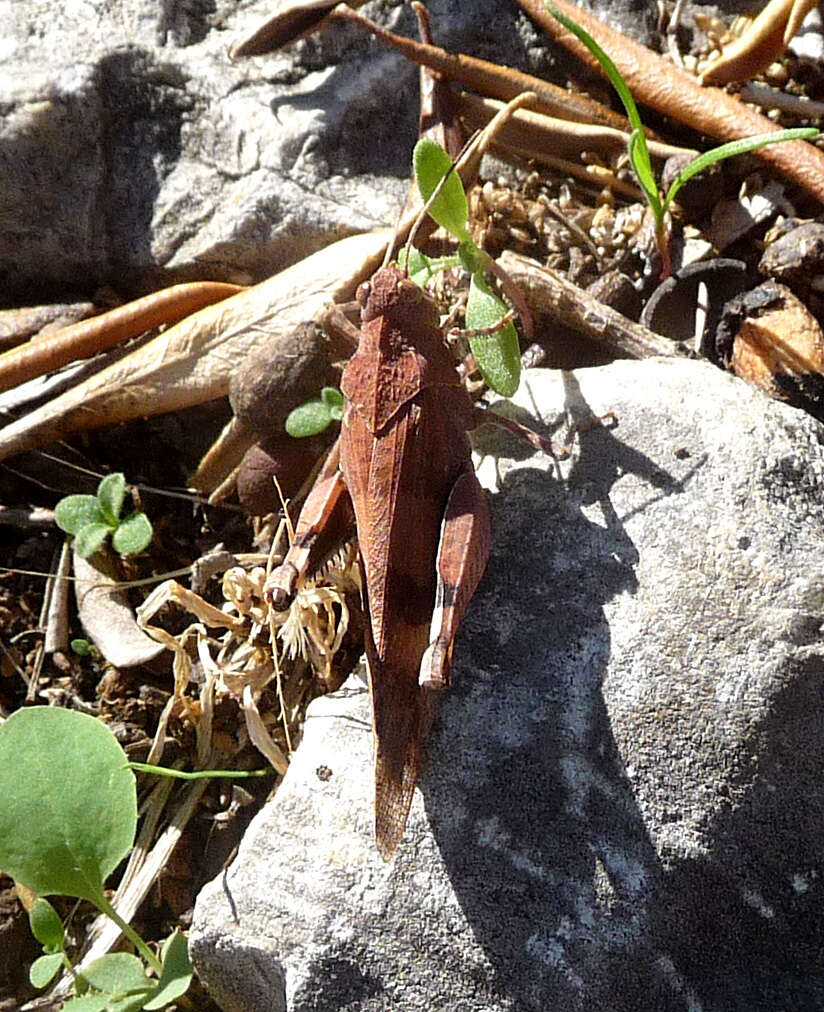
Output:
[
  {"xmin": 286, "ymin": 138, "xmax": 529, "ymax": 431},
  {"xmin": 410, "ymin": 137, "xmax": 522, "ymax": 397},
  {"xmin": 0, "ymin": 708, "xmax": 192, "ymax": 1009},
  {"xmin": 545, "ymin": 0, "xmax": 819, "ymax": 274},
  {"xmin": 55, "ymin": 473, "xmax": 153, "ymax": 559},
  {"xmin": 285, "ymin": 385, "xmax": 344, "ymax": 438}
]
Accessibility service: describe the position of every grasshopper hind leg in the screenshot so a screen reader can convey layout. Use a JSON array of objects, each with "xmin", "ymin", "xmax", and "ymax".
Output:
[{"xmin": 420, "ymin": 468, "xmax": 491, "ymax": 690}]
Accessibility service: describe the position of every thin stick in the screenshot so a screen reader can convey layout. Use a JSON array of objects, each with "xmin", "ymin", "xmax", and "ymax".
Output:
[
  {"xmin": 0, "ymin": 282, "xmax": 244, "ymax": 395},
  {"xmin": 327, "ymin": 3, "xmax": 635, "ymax": 133},
  {"xmin": 498, "ymin": 249, "xmax": 691, "ymax": 359},
  {"xmin": 454, "ymin": 92, "xmax": 698, "ymax": 163}
]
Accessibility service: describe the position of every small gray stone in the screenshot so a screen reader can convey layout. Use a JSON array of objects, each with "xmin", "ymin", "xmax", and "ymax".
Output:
[{"xmin": 191, "ymin": 360, "xmax": 824, "ymax": 1011}]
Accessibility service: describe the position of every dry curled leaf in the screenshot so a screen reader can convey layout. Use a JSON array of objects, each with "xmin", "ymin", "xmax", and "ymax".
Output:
[
  {"xmin": 0, "ymin": 230, "xmax": 391, "ymax": 463},
  {"xmin": 73, "ymin": 550, "xmax": 166, "ymax": 668}
]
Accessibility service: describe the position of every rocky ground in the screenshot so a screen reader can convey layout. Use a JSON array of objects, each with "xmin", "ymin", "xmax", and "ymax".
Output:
[{"xmin": 2, "ymin": 0, "xmax": 824, "ymax": 1010}]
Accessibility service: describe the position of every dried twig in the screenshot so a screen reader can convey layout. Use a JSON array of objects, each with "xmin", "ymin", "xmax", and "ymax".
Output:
[
  {"xmin": 320, "ymin": 4, "xmax": 636, "ymax": 133},
  {"xmin": 455, "ymin": 92, "xmax": 695, "ymax": 162},
  {"xmin": 498, "ymin": 249, "xmax": 691, "ymax": 359},
  {"xmin": 0, "ymin": 231, "xmax": 390, "ymax": 464},
  {"xmin": 0, "ymin": 282, "xmax": 244, "ymax": 396}
]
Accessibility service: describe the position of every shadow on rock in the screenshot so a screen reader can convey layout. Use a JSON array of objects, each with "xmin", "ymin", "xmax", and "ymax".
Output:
[{"xmin": 422, "ymin": 405, "xmax": 691, "ymax": 1010}]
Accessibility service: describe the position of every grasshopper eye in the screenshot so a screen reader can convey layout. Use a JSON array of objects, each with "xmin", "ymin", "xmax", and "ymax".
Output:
[{"xmin": 356, "ymin": 281, "xmax": 371, "ymax": 307}]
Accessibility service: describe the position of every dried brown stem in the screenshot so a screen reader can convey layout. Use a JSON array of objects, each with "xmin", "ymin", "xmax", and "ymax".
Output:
[
  {"xmin": 498, "ymin": 250, "xmax": 691, "ymax": 359},
  {"xmin": 455, "ymin": 92, "xmax": 697, "ymax": 162},
  {"xmin": 326, "ymin": 4, "xmax": 634, "ymax": 133},
  {"xmin": 0, "ymin": 282, "xmax": 244, "ymax": 395}
]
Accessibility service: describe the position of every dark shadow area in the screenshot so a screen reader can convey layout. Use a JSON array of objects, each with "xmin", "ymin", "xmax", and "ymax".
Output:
[
  {"xmin": 157, "ymin": 0, "xmax": 217, "ymax": 47},
  {"xmin": 269, "ymin": 59, "xmax": 420, "ymax": 180},
  {"xmin": 301, "ymin": 954, "xmax": 384, "ymax": 1010},
  {"xmin": 421, "ymin": 382, "xmax": 683, "ymax": 1010},
  {"xmin": 98, "ymin": 48, "xmax": 192, "ymax": 279},
  {"xmin": 423, "ymin": 373, "xmax": 824, "ymax": 1009},
  {"xmin": 650, "ymin": 652, "xmax": 824, "ymax": 1009}
]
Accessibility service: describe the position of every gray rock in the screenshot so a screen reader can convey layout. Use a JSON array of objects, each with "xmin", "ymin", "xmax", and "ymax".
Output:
[
  {"xmin": 0, "ymin": 0, "xmax": 513, "ymax": 300},
  {"xmin": 191, "ymin": 360, "xmax": 824, "ymax": 1012},
  {"xmin": 1, "ymin": 0, "xmax": 665, "ymax": 303}
]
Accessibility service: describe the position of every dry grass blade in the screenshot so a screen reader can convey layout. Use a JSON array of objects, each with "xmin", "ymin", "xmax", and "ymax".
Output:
[
  {"xmin": 73, "ymin": 551, "xmax": 167, "ymax": 669},
  {"xmin": 0, "ymin": 230, "xmax": 390, "ymax": 464},
  {"xmin": 516, "ymin": 0, "xmax": 824, "ymax": 204}
]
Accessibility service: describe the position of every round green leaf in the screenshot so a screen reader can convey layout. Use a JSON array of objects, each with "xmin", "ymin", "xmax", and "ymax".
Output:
[
  {"xmin": 55, "ymin": 495, "xmax": 105, "ymax": 536},
  {"xmin": 111, "ymin": 513, "xmax": 153, "ymax": 557},
  {"xmin": 0, "ymin": 707, "xmax": 137, "ymax": 904},
  {"xmin": 142, "ymin": 932, "xmax": 193, "ymax": 1009},
  {"xmin": 29, "ymin": 897, "xmax": 65, "ymax": 949},
  {"xmin": 71, "ymin": 638, "xmax": 93, "ymax": 656},
  {"xmin": 465, "ymin": 274, "xmax": 521, "ymax": 397},
  {"xmin": 321, "ymin": 387, "xmax": 344, "ymax": 422},
  {"xmin": 413, "ymin": 138, "xmax": 470, "ymax": 242},
  {"xmin": 97, "ymin": 473, "xmax": 126, "ymax": 526},
  {"xmin": 74, "ymin": 523, "xmax": 112, "ymax": 559},
  {"xmin": 30, "ymin": 952, "xmax": 64, "ymax": 989},
  {"xmin": 79, "ymin": 953, "xmax": 152, "ymax": 997},
  {"xmin": 285, "ymin": 398, "xmax": 333, "ymax": 438}
]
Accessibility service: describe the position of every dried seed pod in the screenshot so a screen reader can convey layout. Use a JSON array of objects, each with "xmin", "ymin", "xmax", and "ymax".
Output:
[
  {"xmin": 229, "ymin": 320, "xmax": 338, "ymax": 442},
  {"xmin": 236, "ymin": 437, "xmax": 326, "ymax": 516},
  {"xmin": 713, "ymin": 280, "xmax": 824, "ymax": 420},
  {"xmin": 759, "ymin": 220, "xmax": 824, "ymax": 297}
]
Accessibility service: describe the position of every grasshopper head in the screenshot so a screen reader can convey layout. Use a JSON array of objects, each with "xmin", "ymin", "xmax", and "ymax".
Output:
[{"xmin": 358, "ymin": 265, "xmax": 439, "ymax": 333}]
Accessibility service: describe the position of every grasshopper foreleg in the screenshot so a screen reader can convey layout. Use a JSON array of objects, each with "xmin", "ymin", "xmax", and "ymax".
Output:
[{"xmin": 265, "ymin": 470, "xmax": 355, "ymax": 611}]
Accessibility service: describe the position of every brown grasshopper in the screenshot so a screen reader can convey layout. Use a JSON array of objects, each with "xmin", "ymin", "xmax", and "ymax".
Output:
[{"xmin": 266, "ymin": 261, "xmax": 494, "ymax": 859}]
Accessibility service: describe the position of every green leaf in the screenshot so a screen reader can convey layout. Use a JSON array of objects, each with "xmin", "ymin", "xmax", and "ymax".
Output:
[
  {"xmin": 628, "ymin": 129, "xmax": 662, "ymax": 218},
  {"xmin": 662, "ymin": 127, "xmax": 820, "ymax": 213},
  {"xmin": 71, "ymin": 638, "xmax": 93, "ymax": 656},
  {"xmin": 62, "ymin": 995, "xmax": 109, "ymax": 1012},
  {"xmin": 29, "ymin": 897, "xmax": 65, "ymax": 949},
  {"xmin": 97, "ymin": 473, "xmax": 126, "ymax": 526},
  {"xmin": 55, "ymin": 496, "xmax": 106, "ymax": 536},
  {"xmin": 30, "ymin": 952, "xmax": 64, "ymax": 989},
  {"xmin": 108, "ymin": 995, "xmax": 154, "ymax": 1012},
  {"xmin": 320, "ymin": 387, "xmax": 344, "ymax": 422},
  {"xmin": 74, "ymin": 523, "xmax": 112, "ymax": 559},
  {"xmin": 111, "ymin": 513, "xmax": 153, "ymax": 557},
  {"xmin": 142, "ymin": 932, "xmax": 193, "ymax": 1009},
  {"xmin": 398, "ymin": 245, "xmax": 461, "ymax": 286},
  {"xmin": 465, "ymin": 274, "xmax": 521, "ymax": 397},
  {"xmin": 285, "ymin": 398, "xmax": 333, "ymax": 438},
  {"xmin": 457, "ymin": 241, "xmax": 492, "ymax": 278},
  {"xmin": 0, "ymin": 707, "xmax": 137, "ymax": 905},
  {"xmin": 545, "ymin": 1, "xmax": 663, "ymax": 220},
  {"xmin": 79, "ymin": 953, "xmax": 152, "ymax": 998},
  {"xmin": 413, "ymin": 138, "xmax": 471, "ymax": 242}
]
